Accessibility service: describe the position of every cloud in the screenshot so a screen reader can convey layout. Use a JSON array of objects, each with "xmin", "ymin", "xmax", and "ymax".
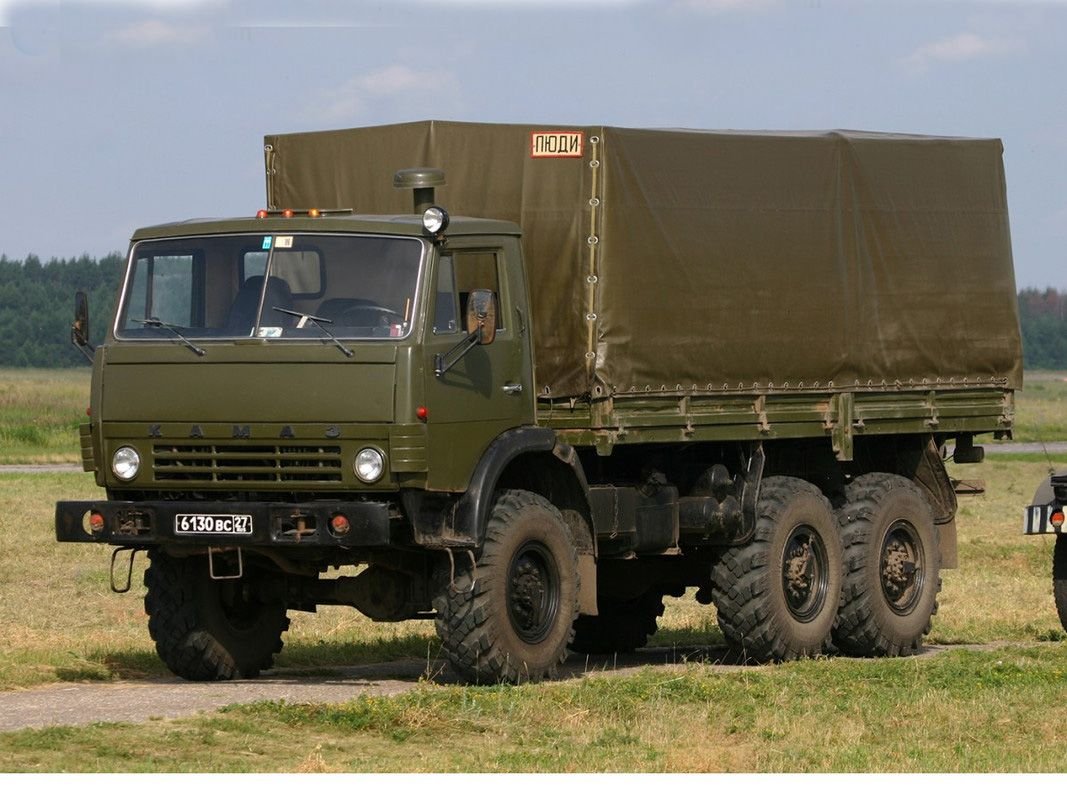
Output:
[
  {"xmin": 414, "ymin": 0, "xmax": 639, "ymax": 5},
  {"xmin": 312, "ymin": 65, "xmax": 462, "ymax": 124},
  {"xmin": 903, "ymin": 31, "xmax": 1025, "ymax": 71},
  {"xmin": 107, "ymin": 18, "xmax": 207, "ymax": 45},
  {"xmin": 0, "ymin": 0, "xmax": 221, "ymax": 26},
  {"xmin": 675, "ymin": 0, "xmax": 778, "ymax": 11}
]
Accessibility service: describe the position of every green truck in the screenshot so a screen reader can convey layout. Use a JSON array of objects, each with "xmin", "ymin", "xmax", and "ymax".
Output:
[{"xmin": 57, "ymin": 122, "xmax": 1022, "ymax": 683}]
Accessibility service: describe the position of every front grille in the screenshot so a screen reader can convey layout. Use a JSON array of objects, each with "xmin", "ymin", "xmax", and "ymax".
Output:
[{"xmin": 153, "ymin": 443, "xmax": 343, "ymax": 483}]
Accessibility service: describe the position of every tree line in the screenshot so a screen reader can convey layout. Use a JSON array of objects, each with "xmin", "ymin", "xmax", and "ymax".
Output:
[
  {"xmin": 0, "ymin": 254, "xmax": 122, "ymax": 367},
  {"xmin": 0, "ymin": 254, "xmax": 1065, "ymax": 369}
]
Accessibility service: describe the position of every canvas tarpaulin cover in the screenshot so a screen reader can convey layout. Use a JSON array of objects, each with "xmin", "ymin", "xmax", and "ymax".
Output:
[{"xmin": 265, "ymin": 121, "xmax": 1023, "ymax": 400}]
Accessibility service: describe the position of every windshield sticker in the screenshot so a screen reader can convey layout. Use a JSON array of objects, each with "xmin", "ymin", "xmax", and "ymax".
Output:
[
  {"xmin": 275, "ymin": 236, "xmax": 294, "ymax": 249},
  {"xmin": 261, "ymin": 236, "xmax": 273, "ymax": 250},
  {"xmin": 256, "ymin": 327, "xmax": 283, "ymax": 338}
]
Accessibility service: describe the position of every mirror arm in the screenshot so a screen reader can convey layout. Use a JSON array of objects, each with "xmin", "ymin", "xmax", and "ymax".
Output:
[
  {"xmin": 71, "ymin": 324, "xmax": 95, "ymax": 363},
  {"xmin": 434, "ymin": 328, "xmax": 482, "ymax": 377}
]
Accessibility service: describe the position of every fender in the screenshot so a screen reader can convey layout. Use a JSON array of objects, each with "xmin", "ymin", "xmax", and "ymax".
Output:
[{"xmin": 450, "ymin": 426, "xmax": 558, "ymax": 545}]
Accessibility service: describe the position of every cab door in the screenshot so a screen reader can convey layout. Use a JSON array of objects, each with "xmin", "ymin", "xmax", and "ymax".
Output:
[{"xmin": 422, "ymin": 240, "xmax": 533, "ymax": 490}]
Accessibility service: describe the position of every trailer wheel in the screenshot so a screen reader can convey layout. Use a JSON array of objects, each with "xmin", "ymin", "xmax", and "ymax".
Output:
[
  {"xmin": 711, "ymin": 476, "xmax": 843, "ymax": 662},
  {"xmin": 571, "ymin": 590, "xmax": 665, "ymax": 655},
  {"xmin": 1054, "ymin": 535, "xmax": 1067, "ymax": 632},
  {"xmin": 434, "ymin": 490, "xmax": 579, "ymax": 683},
  {"xmin": 144, "ymin": 550, "xmax": 289, "ymax": 681},
  {"xmin": 833, "ymin": 473, "xmax": 941, "ymax": 656}
]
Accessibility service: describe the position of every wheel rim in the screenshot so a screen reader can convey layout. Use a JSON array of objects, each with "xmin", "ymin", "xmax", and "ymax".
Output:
[
  {"xmin": 781, "ymin": 524, "xmax": 830, "ymax": 623},
  {"xmin": 879, "ymin": 519, "xmax": 925, "ymax": 615},
  {"xmin": 506, "ymin": 541, "xmax": 561, "ymax": 644}
]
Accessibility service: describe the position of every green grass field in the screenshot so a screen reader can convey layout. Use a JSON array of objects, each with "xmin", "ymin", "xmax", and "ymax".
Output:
[
  {"xmin": 1013, "ymin": 371, "xmax": 1067, "ymax": 442},
  {"xmin": 0, "ymin": 368, "xmax": 90, "ymax": 463},
  {"xmin": 1, "ymin": 454, "xmax": 1065, "ymax": 771},
  {"xmin": 0, "ymin": 368, "xmax": 1065, "ymax": 772},
  {"xmin": 1, "ymin": 369, "xmax": 1065, "ymax": 465}
]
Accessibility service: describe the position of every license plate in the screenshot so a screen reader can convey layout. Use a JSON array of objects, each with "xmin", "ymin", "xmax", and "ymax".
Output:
[{"xmin": 175, "ymin": 514, "xmax": 253, "ymax": 535}]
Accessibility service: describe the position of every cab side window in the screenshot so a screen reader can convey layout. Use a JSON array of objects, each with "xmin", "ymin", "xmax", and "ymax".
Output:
[{"xmin": 433, "ymin": 250, "xmax": 504, "ymax": 335}]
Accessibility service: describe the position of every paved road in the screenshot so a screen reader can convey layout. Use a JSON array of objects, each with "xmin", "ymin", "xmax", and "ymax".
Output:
[
  {"xmin": 0, "ymin": 643, "xmax": 995, "ymax": 733},
  {"xmin": 0, "ymin": 463, "xmax": 83, "ymax": 473}
]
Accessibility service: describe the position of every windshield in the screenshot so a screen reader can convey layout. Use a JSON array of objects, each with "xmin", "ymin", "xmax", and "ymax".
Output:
[{"xmin": 116, "ymin": 234, "xmax": 423, "ymax": 340}]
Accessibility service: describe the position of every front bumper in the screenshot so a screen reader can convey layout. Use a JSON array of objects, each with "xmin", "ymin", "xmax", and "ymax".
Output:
[{"xmin": 55, "ymin": 499, "xmax": 393, "ymax": 549}]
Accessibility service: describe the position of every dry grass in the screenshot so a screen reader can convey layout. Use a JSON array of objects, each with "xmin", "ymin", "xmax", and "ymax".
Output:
[
  {"xmin": 0, "ymin": 368, "xmax": 90, "ymax": 463},
  {"xmin": 1, "ymin": 368, "xmax": 1065, "ymax": 772},
  {"xmin": 2, "ymin": 452, "xmax": 1063, "ymax": 690},
  {"xmin": 0, "ymin": 472, "xmax": 436, "ymax": 689},
  {"xmin": 1, "ymin": 369, "xmax": 1064, "ymax": 465},
  {"xmin": 1014, "ymin": 370, "xmax": 1067, "ymax": 442},
  {"xmin": 2, "ymin": 645, "xmax": 1064, "ymax": 772}
]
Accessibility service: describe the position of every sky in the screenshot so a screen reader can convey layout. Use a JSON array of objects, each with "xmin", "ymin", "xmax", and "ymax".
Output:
[{"xmin": 1, "ymin": 0, "xmax": 1065, "ymax": 289}]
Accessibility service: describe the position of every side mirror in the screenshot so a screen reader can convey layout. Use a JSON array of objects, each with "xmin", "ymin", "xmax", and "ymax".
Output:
[
  {"xmin": 71, "ymin": 291, "xmax": 94, "ymax": 362},
  {"xmin": 434, "ymin": 289, "xmax": 498, "ymax": 377},
  {"xmin": 466, "ymin": 289, "xmax": 497, "ymax": 346},
  {"xmin": 73, "ymin": 291, "xmax": 90, "ymax": 346}
]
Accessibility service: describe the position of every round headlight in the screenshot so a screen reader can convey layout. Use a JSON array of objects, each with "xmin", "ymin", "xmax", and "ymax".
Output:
[
  {"xmin": 422, "ymin": 206, "xmax": 450, "ymax": 236},
  {"xmin": 112, "ymin": 446, "xmax": 141, "ymax": 481},
  {"xmin": 354, "ymin": 448, "xmax": 385, "ymax": 483}
]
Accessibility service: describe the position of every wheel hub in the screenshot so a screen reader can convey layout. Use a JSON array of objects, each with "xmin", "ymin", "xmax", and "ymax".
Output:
[
  {"xmin": 506, "ymin": 542, "xmax": 560, "ymax": 644},
  {"xmin": 781, "ymin": 525, "xmax": 829, "ymax": 623},
  {"xmin": 880, "ymin": 522, "xmax": 923, "ymax": 613}
]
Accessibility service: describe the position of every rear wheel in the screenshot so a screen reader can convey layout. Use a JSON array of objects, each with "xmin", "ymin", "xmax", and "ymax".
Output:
[
  {"xmin": 833, "ymin": 473, "xmax": 941, "ymax": 656},
  {"xmin": 1054, "ymin": 535, "xmax": 1067, "ymax": 632},
  {"xmin": 144, "ymin": 550, "xmax": 289, "ymax": 681},
  {"xmin": 711, "ymin": 476, "xmax": 843, "ymax": 662},
  {"xmin": 434, "ymin": 490, "xmax": 580, "ymax": 683}
]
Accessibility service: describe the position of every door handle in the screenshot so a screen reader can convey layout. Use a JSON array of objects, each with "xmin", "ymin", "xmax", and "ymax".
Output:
[{"xmin": 502, "ymin": 383, "xmax": 523, "ymax": 395}]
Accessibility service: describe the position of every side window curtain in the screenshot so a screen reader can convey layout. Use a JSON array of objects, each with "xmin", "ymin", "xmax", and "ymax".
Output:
[{"xmin": 432, "ymin": 255, "xmax": 459, "ymax": 335}]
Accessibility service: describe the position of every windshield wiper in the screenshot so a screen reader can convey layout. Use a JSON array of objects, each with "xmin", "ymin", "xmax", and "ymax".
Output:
[
  {"xmin": 272, "ymin": 307, "xmax": 354, "ymax": 357},
  {"xmin": 132, "ymin": 318, "xmax": 206, "ymax": 356}
]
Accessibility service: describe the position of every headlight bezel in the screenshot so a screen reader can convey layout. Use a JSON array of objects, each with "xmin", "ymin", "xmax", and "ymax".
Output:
[
  {"xmin": 354, "ymin": 447, "xmax": 386, "ymax": 484},
  {"xmin": 422, "ymin": 206, "xmax": 450, "ymax": 237},
  {"xmin": 111, "ymin": 445, "xmax": 141, "ymax": 482}
]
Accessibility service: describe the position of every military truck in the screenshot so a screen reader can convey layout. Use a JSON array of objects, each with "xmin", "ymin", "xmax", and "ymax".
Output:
[
  {"xmin": 1024, "ymin": 471, "xmax": 1067, "ymax": 630},
  {"xmin": 57, "ymin": 122, "xmax": 1022, "ymax": 683}
]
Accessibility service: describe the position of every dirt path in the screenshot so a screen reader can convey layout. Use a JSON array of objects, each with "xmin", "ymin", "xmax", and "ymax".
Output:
[{"xmin": 0, "ymin": 643, "xmax": 983, "ymax": 733}]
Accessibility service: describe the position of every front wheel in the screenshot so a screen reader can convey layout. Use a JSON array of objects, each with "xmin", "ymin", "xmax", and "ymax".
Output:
[
  {"xmin": 711, "ymin": 476, "xmax": 844, "ymax": 662},
  {"xmin": 434, "ymin": 490, "xmax": 580, "ymax": 683},
  {"xmin": 144, "ymin": 550, "xmax": 289, "ymax": 681}
]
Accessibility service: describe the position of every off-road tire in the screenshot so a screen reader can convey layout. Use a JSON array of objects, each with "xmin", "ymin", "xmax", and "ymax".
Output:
[
  {"xmin": 710, "ymin": 476, "xmax": 843, "ymax": 662},
  {"xmin": 434, "ymin": 490, "xmax": 579, "ymax": 683},
  {"xmin": 570, "ymin": 590, "xmax": 665, "ymax": 655},
  {"xmin": 144, "ymin": 550, "xmax": 289, "ymax": 681},
  {"xmin": 1054, "ymin": 535, "xmax": 1067, "ymax": 633},
  {"xmin": 832, "ymin": 473, "xmax": 941, "ymax": 657}
]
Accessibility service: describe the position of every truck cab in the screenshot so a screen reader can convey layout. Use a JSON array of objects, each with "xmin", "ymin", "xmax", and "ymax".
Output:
[{"xmin": 57, "ymin": 194, "xmax": 590, "ymax": 683}]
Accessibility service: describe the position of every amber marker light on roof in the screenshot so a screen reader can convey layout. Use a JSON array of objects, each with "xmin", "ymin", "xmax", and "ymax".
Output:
[
  {"xmin": 282, "ymin": 209, "xmax": 294, "ymax": 218},
  {"xmin": 309, "ymin": 208, "xmax": 321, "ymax": 218},
  {"xmin": 256, "ymin": 209, "xmax": 269, "ymax": 219}
]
